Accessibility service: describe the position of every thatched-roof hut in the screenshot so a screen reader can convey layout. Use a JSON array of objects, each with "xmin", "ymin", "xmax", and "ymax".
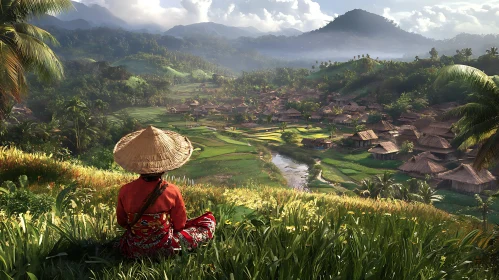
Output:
[
  {"xmin": 398, "ymin": 156, "xmax": 447, "ymax": 176},
  {"xmin": 416, "ymin": 135, "xmax": 454, "ymax": 159},
  {"xmin": 369, "ymin": 120, "xmax": 396, "ymax": 133},
  {"xmin": 398, "ymin": 127, "xmax": 420, "ymax": 144},
  {"xmin": 368, "ymin": 141, "xmax": 399, "ymax": 160},
  {"xmin": 421, "ymin": 122, "xmax": 455, "ymax": 139},
  {"xmin": 281, "ymin": 108, "xmax": 302, "ymax": 119},
  {"xmin": 438, "ymin": 164, "xmax": 496, "ymax": 193},
  {"xmin": 414, "ymin": 151, "xmax": 441, "ymax": 161},
  {"xmin": 350, "ymin": 130, "xmax": 378, "ymax": 147}
]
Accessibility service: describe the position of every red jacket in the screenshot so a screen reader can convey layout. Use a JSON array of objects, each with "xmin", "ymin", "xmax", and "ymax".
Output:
[{"xmin": 116, "ymin": 178, "xmax": 187, "ymax": 231}]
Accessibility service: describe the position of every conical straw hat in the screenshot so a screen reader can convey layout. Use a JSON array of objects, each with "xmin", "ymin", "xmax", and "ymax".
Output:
[{"xmin": 113, "ymin": 126, "xmax": 193, "ymax": 174}]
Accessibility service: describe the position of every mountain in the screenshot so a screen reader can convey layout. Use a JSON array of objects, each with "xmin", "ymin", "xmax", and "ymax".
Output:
[
  {"xmin": 30, "ymin": 15, "xmax": 92, "ymax": 30},
  {"xmin": 56, "ymin": 1, "xmax": 128, "ymax": 29},
  {"xmin": 270, "ymin": 28, "xmax": 303, "ymax": 37},
  {"xmin": 165, "ymin": 22, "xmax": 303, "ymax": 39},
  {"xmin": 165, "ymin": 22, "xmax": 262, "ymax": 39},
  {"xmin": 235, "ymin": 9, "xmax": 434, "ymax": 60}
]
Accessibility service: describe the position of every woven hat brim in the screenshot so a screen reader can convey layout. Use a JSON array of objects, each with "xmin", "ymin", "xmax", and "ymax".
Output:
[{"xmin": 113, "ymin": 128, "xmax": 193, "ymax": 174}]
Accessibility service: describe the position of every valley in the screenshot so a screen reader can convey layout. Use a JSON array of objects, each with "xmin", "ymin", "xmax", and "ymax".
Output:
[{"xmin": 2, "ymin": 1, "xmax": 499, "ymax": 278}]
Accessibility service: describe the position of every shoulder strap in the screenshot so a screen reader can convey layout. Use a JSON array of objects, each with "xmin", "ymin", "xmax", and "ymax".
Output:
[{"xmin": 128, "ymin": 179, "xmax": 168, "ymax": 229}]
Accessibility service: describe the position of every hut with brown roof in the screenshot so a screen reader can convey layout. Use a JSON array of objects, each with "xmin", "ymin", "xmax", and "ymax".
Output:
[
  {"xmin": 421, "ymin": 122, "xmax": 455, "ymax": 139},
  {"xmin": 301, "ymin": 138, "xmax": 333, "ymax": 150},
  {"xmin": 417, "ymin": 134, "xmax": 454, "ymax": 159},
  {"xmin": 415, "ymin": 151, "xmax": 441, "ymax": 161},
  {"xmin": 189, "ymin": 100, "xmax": 200, "ymax": 108},
  {"xmin": 398, "ymin": 156, "xmax": 447, "ymax": 177},
  {"xmin": 236, "ymin": 103, "xmax": 249, "ymax": 113},
  {"xmin": 397, "ymin": 126, "xmax": 420, "ymax": 144},
  {"xmin": 331, "ymin": 114, "xmax": 353, "ymax": 125},
  {"xmin": 398, "ymin": 112, "xmax": 419, "ymax": 124},
  {"xmin": 369, "ymin": 120, "xmax": 396, "ymax": 133},
  {"xmin": 171, "ymin": 104, "xmax": 191, "ymax": 114},
  {"xmin": 281, "ymin": 108, "xmax": 302, "ymax": 119},
  {"xmin": 368, "ymin": 141, "xmax": 399, "ymax": 160},
  {"xmin": 350, "ymin": 130, "xmax": 378, "ymax": 148},
  {"xmin": 438, "ymin": 164, "xmax": 496, "ymax": 193}
]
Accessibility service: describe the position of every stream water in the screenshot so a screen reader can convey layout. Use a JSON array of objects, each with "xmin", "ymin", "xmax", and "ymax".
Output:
[{"xmin": 271, "ymin": 153, "xmax": 309, "ymax": 191}]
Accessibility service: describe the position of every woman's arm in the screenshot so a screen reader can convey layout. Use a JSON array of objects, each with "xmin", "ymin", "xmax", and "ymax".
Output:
[{"xmin": 170, "ymin": 187, "xmax": 187, "ymax": 231}]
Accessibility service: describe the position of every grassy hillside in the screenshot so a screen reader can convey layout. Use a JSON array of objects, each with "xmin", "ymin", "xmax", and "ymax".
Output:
[
  {"xmin": 307, "ymin": 58, "xmax": 383, "ymax": 80},
  {"xmin": 0, "ymin": 147, "xmax": 495, "ymax": 279}
]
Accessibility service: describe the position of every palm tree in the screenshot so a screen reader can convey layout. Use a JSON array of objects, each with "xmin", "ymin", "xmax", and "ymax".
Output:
[
  {"xmin": 435, "ymin": 65, "xmax": 499, "ymax": 169},
  {"xmin": 463, "ymin": 48, "xmax": 473, "ymax": 61},
  {"xmin": 0, "ymin": 0, "xmax": 72, "ymax": 103},
  {"xmin": 417, "ymin": 180, "xmax": 443, "ymax": 205},
  {"xmin": 486, "ymin": 47, "xmax": 498, "ymax": 56},
  {"xmin": 373, "ymin": 172, "xmax": 400, "ymax": 199},
  {"xmin": 474, "ymin": 194, "xmax": 494, "ymax": 230},
  {"xmin": 64, "ymin": 97, "xmax": 90, "ymax": 152},
  {"xmin": 357, "ymin": 178, "xmax": 379, "ymax": 199}
]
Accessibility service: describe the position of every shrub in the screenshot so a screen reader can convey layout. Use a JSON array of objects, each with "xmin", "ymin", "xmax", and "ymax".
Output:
[
  {"xmin": 0, "ymin": 176, "xmax": 55, "ymax": 217},
  {"xmin": 280, "ymin": 131, "xmax": 301, "ymax": 144},
  {"xmin": 401, "ymin": 141, "xmax": 414, "ymax": 154}
]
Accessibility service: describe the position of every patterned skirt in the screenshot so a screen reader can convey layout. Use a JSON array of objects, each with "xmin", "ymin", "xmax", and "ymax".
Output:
[{"xmin": 119, "ymin": 212, "xmax": 216, "ymax": 259}]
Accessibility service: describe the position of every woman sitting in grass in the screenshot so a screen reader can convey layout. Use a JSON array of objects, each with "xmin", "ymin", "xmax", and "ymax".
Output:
[{"xmin": 113, "ymin": 126, "xmax": 216, "ymax": 259}]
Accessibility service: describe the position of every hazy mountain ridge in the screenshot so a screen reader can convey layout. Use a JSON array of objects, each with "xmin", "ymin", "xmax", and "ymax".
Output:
[
  {"xmin": 32, "ymin": 1, "xmax": 499, "ymax": 67},
  {"xmin": 165, "ymin": 22, "xmax": 303, "ymax": 39}
]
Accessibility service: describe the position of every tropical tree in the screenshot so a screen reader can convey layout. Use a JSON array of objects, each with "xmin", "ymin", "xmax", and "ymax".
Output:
[
  {"xmin": 486, "ymin": 47, "xmax": 498, "ymax": 56},
  {"xmin": 429, "ymin": 48, "xmax": 439, "ymax": 60},
  {"xmin": 0, "ymin": 0, "xmax": 72, "ymax": 103},
  {"xmin": 435, "ymin": 65, "xmax": 499, "ymax": 169},
  {"xmin": 326, "ymin": 123, "xmax": 337, "ymax": 139},
  {"xmin": 356, "ymin": 179, "xmax": 378, "ymax": 199},
  {"xmin": 279, "ymin": 122, "xmax": 287, "ymax": 132},
  {"xmin": 474, "ymin": 194, "xmax": 494, "ymax": 230},
  {"xmin": 417, "ymin": 180, "xmax": 443, "ymax": 205},
  {"xmin": 373, "ymin": 172, "xmax": 401, "ymax": 199},
  {"xmin": 463, "ymin": 48, "xmax": 473, "ymax": 61},
  {"xmin": 63, "ymin": 97, "xmax": 93, "ymax": 152}
]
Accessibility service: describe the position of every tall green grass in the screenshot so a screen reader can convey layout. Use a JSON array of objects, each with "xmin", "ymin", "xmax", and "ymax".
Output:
[{"xmin": 0, "ymin": 148, "xmax": 497, "ymax": 279}]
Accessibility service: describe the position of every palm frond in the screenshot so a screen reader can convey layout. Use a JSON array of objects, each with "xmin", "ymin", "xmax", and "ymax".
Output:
[
  {"xmin": 474, "ymin": 130, "xmax": 499, "ymax": 169},
  {"xmin": 13, "ymin": 22, "xmax": 59, "ymax": 45},
  {"xmin": 13, "ymin": 32, "xmax": 64, "ymax": 81},
  {"xmin": 0, "ymin": 40, "xmax": 25, "ymax": 101},
  {"xmin": 434, "ymin": 65, "xmax": 499, "ymax": 99},
  {"xmin": 5, "ymin": 0, "xmax": 73, "ymax": 21}
]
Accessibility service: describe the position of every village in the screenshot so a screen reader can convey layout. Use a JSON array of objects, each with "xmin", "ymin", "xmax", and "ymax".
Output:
[{"xmin": 167, "ymin": 85, "xmax": 497, "ymax": 195}]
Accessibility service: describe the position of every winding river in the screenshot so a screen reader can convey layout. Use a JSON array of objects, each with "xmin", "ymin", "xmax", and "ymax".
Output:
[{"xmin": 271, "ymin": 153, "xmax": 309, "ymax": 191}]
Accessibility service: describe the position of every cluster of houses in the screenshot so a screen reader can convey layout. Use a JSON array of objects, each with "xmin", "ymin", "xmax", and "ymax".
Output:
[
  {"xmin": 168, "ymin": 87, "xmax": 323, "ymax": 122},
  {"xmin": 301, "ymin": 103, "xmax": 497, "ymax": 194}
]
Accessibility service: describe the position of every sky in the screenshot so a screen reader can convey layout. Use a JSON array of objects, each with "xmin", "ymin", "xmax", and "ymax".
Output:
[{"xmin": 75, "ymin": 0, "xmax": 499, "ymax": 39}]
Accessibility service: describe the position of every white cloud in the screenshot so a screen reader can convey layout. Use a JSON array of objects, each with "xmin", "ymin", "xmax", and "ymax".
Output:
[
  {"xmin": 74, "ymin": 0, "xmax": 334, "ymax": 32},
  {"xmin": 383, "ymin": 1, "xmax": 499, "ymax": 38}
]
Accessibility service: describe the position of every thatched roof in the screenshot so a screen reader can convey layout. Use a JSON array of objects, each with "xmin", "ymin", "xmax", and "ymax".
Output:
[
  {"xmin": 438, "ymin": 164, "xmax": 496, "ymax": 185},
  {"xmin": 400, "ymin": 128, "xmax": 420, "ymax": 138},
  {"xmin": 351, "ymin": 130, "xmax": 378, "ymax": 141},
  {"xmin": 413, "ymin": 117, "xmax": 434, "ymax": 130},
  {"xmin": 237, "ymin": 103, "xmax": 249, "ymax": 108},
  {"xmin": 398, "ymin": 157, "xmax": 447, "ymax": 174},
  {"xmin": 284, "ymin": 108, "xmax": 301, "ymax": 115},
  {"xmin": 400, "ymin": 112, "xmax": 419, "ymax": 119},
  {"xmin": 415, "ymin": 151, "xmax": 441, "ymax": 161},
  {"xmin": 418, "ymin": 135, "xmax": 452, "ymax": 149},
  {"xmin": 370, "ymin": 120, "xmax": 396, "ymax": 132},
  {"xmin": 421, "ymin": 123, "xmax": 454, "ymax": 138},
  {"xmin": 333, "ymin": 114, "xmax": 353, "ymax": 123},
  {"xmin": 368, "ymin": 141, "xmax": 399, "ymax": 154}
]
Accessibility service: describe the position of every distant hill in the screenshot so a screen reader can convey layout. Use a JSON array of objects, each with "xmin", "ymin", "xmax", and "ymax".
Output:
[
  {"xmin": 56, "ymin": 1, "xmax": 128, "ymax": 29},
  {"xmin": 166, "ymin": 22, "xmax": 303, "ymax": 39},
  {"xmin": 30, "ymin": 15, "xmax": 92, "ymax": 30},
  {"xmin": 165, "ymin": 22, "xmax": 262, "ymax": 39},
  {"xmin": 236, "ymin": 9, "xmax": 434, "ymax": 60}
]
